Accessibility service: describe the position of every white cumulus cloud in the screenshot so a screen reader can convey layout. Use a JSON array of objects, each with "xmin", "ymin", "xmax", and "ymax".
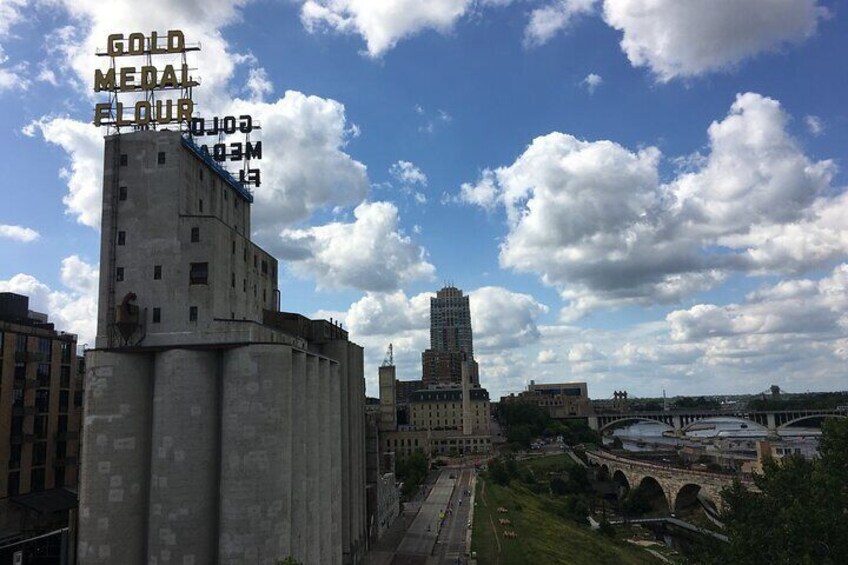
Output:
[
  {"xmin": 602, "ymin": 0, "xmax": 827, "ymax": 82},
  {"xmin": 804, "ymin": 114, "xmax": 824, "ymax": 136},
  {"xmin": 390, "ymin": 160, "xmax": 428, "ymax": 187},
  {"xmin": 23, "ymin": 117, "xmax": 104, "ymax": 229},
  {"xmin": 536, "ymin": 349, "xmax": 558, "ymax": 364},
  {"xmin": 581, "ymin": 72, "xmax": 602, "ymax": 93},
  {"xmin": 461, "ymin": 92, "xmax": 847, "ymax": 318},
  {"xmin": 524, "ymin": 0, "xmax": 598, "ymax": 47},
  {"xmin": 277, "ymin": 201, "xmax": 435, "ymax": 292},
  {"xmin": 300, "ymin": 0, "xmax": 474, "ymax": 58},
  {"xmin": 0, "ymin": 224, "xmax": 40, "ymax": 242},
  {"xmin": 470, "ymin": 286, "xmax": 549, "ymax": 351}
]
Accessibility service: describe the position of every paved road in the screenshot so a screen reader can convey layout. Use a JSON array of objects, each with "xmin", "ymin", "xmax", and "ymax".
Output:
[
  {"xmin": 435, "ymin": 468, "xmax": 474, "ymax": 564},
  {"xmin": 393, "ymin": 469, "xmax": 457, "ymax": 562}
]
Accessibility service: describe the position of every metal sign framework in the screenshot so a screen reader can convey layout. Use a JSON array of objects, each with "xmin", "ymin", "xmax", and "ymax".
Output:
[{"xmin": 94, "ymin": 31, "xmax": 200, "ymax": 134}]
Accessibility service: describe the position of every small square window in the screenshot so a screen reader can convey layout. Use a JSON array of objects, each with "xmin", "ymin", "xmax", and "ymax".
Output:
[
  {"xmin": 189, "ymin": 306, "xmax": 198, "ymax": 322},
  {"xmin": 191, "ymin": 227, "xmax": 200, "ymax": 242},
  {"xmin": 190, "ymin": 262, "xmax": 208, "ymax": 285},
  {"xmin": 152, "ymin": 308, "xmax": 161, "ymax": 324},
  {"xmin": 119, "ymin": 186, "xmax": 127, "ymax": 201},
  {"xmin": 120, "ymin": 154, "xmax": 128, "ymax": 166},
  {"xmin": 116, "ymin": 267, "xmax": 124, "ymax": 281},
  {"xmin": 154, "ymin": 265, "xmax": 162, "ymax": 280},
  {"xmin": 158, "ymin": 151, "xmax": 166, "ymax": 164},
  {"xmin": 117, "ymin": 231, "xmax": 126, "ymax": 245}
]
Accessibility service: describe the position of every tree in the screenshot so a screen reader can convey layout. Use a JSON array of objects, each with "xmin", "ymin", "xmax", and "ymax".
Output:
[
  {"xmin": 714, "ymin": 418, "xmax": 848, "ymax": 564},
  {"xmin": 396, "ymin": 449, "xmax": 429, "ymax": 499},
  {"xmin": 488, "ymin": 457, "xmax": 510, "ymax": 486},
  {"xmin": 550, "ymin": 476, "xmax": 568, "ymax": 496}
]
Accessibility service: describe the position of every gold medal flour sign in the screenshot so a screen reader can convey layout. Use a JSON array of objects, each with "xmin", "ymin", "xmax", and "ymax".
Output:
[
  {"xmin": 93, "ymin": 30, "xmax": 198, "ymax": 128},
  {"xmin": 93, "ymin": 31, "xmax": 262, "ymax": 188}
]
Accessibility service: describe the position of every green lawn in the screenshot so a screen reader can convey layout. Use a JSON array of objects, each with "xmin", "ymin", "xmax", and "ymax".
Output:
[{"xmin": 471, "ymin": 455, "xmax": 660, "ymax": 565}]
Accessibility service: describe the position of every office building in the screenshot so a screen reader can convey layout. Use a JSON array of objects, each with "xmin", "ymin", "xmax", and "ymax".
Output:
[
  {"xmin": 421, "ymin": 285, "xmax": 478, "ymax": 386},
  {"xmin": 0, "ymin": 292, "xmax": 82, "ymax": 560},
  {"xmin": 501, "ymin": 381, "xmax": 594, "ymax": 419},
  {"xmin": 78, "ymin": 130, "xmax": 368, "ymax": 565}
]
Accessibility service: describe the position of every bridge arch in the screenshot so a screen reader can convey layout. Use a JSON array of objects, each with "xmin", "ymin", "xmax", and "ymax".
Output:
[
  {"xmin": 599, "ymin": 417, "xmax": 674, "ymax": 433},
  {"xmin": 612, "ymin": 469, "xmax": 631, "ymax": 496},
  {"xmin": 597, "ymin": 464, "xmax": 610, "ymax": 481},
  {"xmin": 681, "ymin": 416, "xmax": 764, "ymax": 434},
  {"xmin": 779, "ymin": 413, "xmax": 847, "ymax": 429},
  {"xmin": 674, "ymin": 483, "xmax": 703, "ymax": 514},
  {"xmin": 635, "ymin": 475, "xmax": 671, "ymax": 515}
]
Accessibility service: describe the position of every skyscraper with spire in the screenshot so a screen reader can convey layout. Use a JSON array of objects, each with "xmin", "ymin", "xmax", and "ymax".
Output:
[{"xmin": 421, "ymin": 285, "xmax": 479, "ymax": 386}]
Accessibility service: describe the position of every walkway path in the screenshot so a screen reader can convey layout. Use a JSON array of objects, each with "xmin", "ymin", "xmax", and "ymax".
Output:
[{"xmin": 393, "ymin": 469, "xmax": 457, "ymax": 563}]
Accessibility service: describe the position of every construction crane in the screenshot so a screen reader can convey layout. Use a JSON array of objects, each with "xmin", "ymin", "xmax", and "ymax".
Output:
[{"xmin": 381, "ymin": 343, "xmax": 393, "ymax": 367}]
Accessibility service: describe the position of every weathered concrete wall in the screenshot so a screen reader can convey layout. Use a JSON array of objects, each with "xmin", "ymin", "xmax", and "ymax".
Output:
[
  {"xmin": 305, "ymin": 355, "xmax": 320, "ymax": 564},
  {"xmin": 329, "ymin": 360, "xmax": 343, "ymax": 565},
  {"xmin": 78, "ymin": 350, "xmax": 153, "ymax": 565},
  {"xmin": 324, "ymin": 340, "xmax": 352, "ymax": 562},
  {"xmin": 219, "ymin": 345, "xmax": 294, "ymax": 564},
  {"xmin": 290, "ymin": 350, "xmax": 307, "ymax": 561},
  {"xmin": 148, "ymin": 349, "xmax": 219, "ymax": 565}
]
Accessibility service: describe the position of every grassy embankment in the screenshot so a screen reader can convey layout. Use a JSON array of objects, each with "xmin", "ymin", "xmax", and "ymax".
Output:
[{"xmin": 471, "ymin": 454, "xmax": 660, "ymax": 565}]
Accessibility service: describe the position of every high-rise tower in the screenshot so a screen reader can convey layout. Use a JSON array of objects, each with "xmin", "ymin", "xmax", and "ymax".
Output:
[{"xmin": 421, "ymin": 285, "xmax": 478, "ymax": 386}]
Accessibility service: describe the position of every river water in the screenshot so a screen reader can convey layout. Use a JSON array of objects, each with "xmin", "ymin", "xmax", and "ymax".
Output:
[{"xmin": 604, "ymin": 418, "xmax": 821, "ymax": 455}]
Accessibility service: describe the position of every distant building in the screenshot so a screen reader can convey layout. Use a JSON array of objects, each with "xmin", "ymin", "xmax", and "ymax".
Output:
[
  {"xmin": 501, "ymin": 380, "xmax": 594, "ymax": 419},
  {"xmin": 422, "ymin": 285, "xmax": 479, "ymax": 386},
  {"xmin": 378, "ymin": 368, "xmax": 492, "ymax": 459},
  {"xmin": 409, "ymin": 387, "xmax": 490, "ymax": 434},
  {"xmin": 378, "ymin": 284, "xmax": 492, "ymax": 460},
  {"xmin": 79, "ymin": 130, "xmax": 368, "ymax": 565},
  {"xmin": 0, "ymin": 292, "xmax": 82, "ymax": 562}
]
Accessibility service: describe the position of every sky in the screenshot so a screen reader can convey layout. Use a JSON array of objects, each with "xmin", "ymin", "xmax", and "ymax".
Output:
[{"xmin": 1, "ymin": 0, "xmax": 847, "ymax": 400}]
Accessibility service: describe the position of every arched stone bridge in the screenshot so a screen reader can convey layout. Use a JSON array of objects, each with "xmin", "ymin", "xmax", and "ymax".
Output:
[
  {"xmin": 586, "ymin": 450, "xmax": 754, "ymax": 514},
  {"xmin": 587, "ymin": 408, "xmax": 846, "ymax": 434}
]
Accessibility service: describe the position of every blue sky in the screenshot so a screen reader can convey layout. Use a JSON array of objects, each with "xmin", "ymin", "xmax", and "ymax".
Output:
[{"xmin": 1, "ymin": 0, "xmax": 847, "ymax": 399}]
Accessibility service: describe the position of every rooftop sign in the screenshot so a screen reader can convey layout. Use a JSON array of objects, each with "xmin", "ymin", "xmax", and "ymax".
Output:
[
  {"xmin": 93, "ymin": 30, "xmax": 199, "ymax": 129},
  {"xmin": 93, "ymin": 31, "xmax": 262, "ymax": 188}
]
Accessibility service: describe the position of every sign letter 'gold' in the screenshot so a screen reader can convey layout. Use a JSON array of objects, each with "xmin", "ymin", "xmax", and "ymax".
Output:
[{"xmin": 106, "ymin": 30, "xmax": 186, "ymax": 57}]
